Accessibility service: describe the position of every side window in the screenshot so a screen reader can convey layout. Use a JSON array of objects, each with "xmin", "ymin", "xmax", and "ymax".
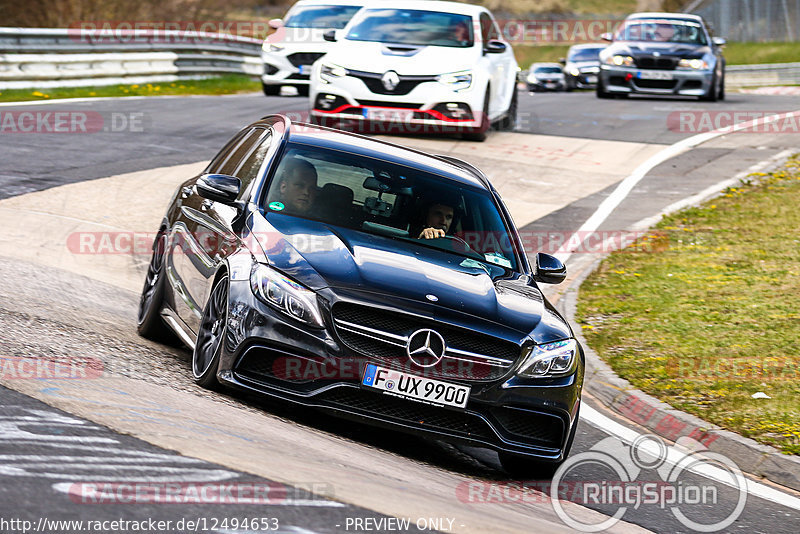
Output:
[
  {"xmin": 235, "ymin": 129, "xmax": 274, "ymax": 197},
  {"xmin": 206, "ymin": 129, "xmax": 248, "ymax": 174},
  {"xmin": 218, "ymin": 129, "xmax": 262, "ymax": 176},
  {"xmin": 479, "ymin": 13, "xmax": 499, "ymax": 43}
]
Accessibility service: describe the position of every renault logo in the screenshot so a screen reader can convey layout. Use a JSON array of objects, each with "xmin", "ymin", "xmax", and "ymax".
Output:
[
  {"xmin": 406, "ymin": 329, "xmax": 446, "ymax": 367},
  {"xmin": 381, "ymin": 70, "xmax": 400, "ymax": 91}
]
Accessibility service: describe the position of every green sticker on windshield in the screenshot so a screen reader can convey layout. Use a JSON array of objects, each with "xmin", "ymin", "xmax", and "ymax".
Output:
[
  {"xmin": 484, "ymin": 253, "xmax": 512, "ymax": 268},
  {"xmin": 268, "ymin": 201, "xmax": 285, "ymax": 211}
]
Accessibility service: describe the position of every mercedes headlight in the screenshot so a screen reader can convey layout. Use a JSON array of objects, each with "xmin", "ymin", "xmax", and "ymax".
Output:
[
  {"xmin": 517, "ymin": 339, "xmax": 578, "ymax": 377},
  {"xmin": 677, "ymin": 58, "xmax": 709, "ymax": 70},
  {"xmin": 436, "ymin": 70, "xmax": 472, "ymax": 91},
  {"xmin": 568, "ymin": 67, "xmax": 580, "ymax": 77},
  {"xmin": 250, "ymin": 264, "xmax": 324, "ymax": 328},
  {"xmin": 320, "ymin": 63, "xmax": 348, "ymax": 82},
  {"xmin": 605, "ymin": 55, "xmax": 634, "ymax": 67}
]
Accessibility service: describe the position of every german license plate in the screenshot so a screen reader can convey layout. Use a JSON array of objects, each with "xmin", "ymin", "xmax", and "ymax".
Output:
[
  {"xmin": 638, "ymin": 71, "xmax": 673, "ymax": 80},
  {"xmin": 298, "ymin": 65, "xmax": 311, "ymax": 74},
  {"xmin": 364, "ymin": 108, "xmax": 414, "ymax": 122},
  {"xmin": 361, "ymin": 364, "xmax": 470, "ymax": 409},
  {"xmin": 586, "ymin": 75, "xmax": 597, "ymax": 84}
]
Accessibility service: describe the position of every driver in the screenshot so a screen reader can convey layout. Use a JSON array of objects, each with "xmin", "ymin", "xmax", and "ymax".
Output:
[
  {"xmin": 276, "ymin": 158, "xmax": 318, "ymax": 214},
  {"xmin": 417, "ymin": 201, "xmax": 455, "ymax": 239}
]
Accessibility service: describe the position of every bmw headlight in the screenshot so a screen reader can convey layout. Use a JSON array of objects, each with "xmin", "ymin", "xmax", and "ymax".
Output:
[
  {"xmin": 250, "ymin": 264, "xmax": 324, "ymax": 328},
  {"xmin": 677, "ymin": 58, "xmax": 709, "ymax": 70},
  {"xmin": 517, "ymin": 339, "xmax": 578, "ymax": 377},
  {"xmin": 320, "ymin": 63, "xmax": 348, "ymax": 82},
  {"xmin": 605, "ymin": 55, "xmax": 634, "ymax": 67},
  {"xmin": 436, "ymin": 70, "xmax": 472, "ymax": 91}
]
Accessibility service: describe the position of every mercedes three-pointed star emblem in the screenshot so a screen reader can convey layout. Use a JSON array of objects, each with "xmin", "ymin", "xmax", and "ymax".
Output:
[{"xmin": 406, "ymin": 328, "xmax": 446, "ymax": 367}]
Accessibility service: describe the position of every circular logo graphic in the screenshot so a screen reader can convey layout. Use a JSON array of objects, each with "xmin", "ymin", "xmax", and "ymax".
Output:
[
  {"xmin": 381, "ymin": 70, "xmax": 400, "ymax": 92},
  {"xmin": 268, "ymin": 201, "xmax": 285, "ymax": 211},
  {"xmin": 406, "ymin": 329, "xmax": 446, "ymax": 368}
]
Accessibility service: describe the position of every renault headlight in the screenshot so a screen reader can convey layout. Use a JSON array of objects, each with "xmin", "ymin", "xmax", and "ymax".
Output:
[
  {"xmin": 568, "ymin": 67, "xmax": 580, "ymax": 77},
  {"xmin": 436, "ymin": 70, "xmax": 472, "ymax": 91},
  {"xmin": 605, "ymin": 55, "xmax": 634, "ymax": 67},
  {"xmin": 517, "ymin": 339, "xmax": 578, "ymax": 377},
  {"xmin": 250, "ymin": 264, "xmax": 324, "ymax": 328},
  {"xmin": 320, "ymin": 63, "xmax": 348, "ymax": 82},
  {"xmin": 263, "ymin": 43, "xmax": 285, "ymax": 52},
  {"xmin": 677, "ymin": 58, "xmax": 709, "ymax": 70}
]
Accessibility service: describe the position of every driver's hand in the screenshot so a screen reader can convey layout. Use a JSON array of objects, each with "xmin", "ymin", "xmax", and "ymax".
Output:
[{"xmin": 418, "ymin": 227, "xmax": 446, "ymax": 239}]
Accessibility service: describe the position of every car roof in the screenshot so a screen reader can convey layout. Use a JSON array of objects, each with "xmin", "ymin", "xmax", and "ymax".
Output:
[
  {"xmin": 258, "ymin": 117, "xmax": 489, "ymax": 190},
  {"xmin": 568, "ymin": 43, "xmax": 606, "ymax": 50},
  {"xmin": 355, "ymin": 0, "xmax": 487, "ymax": 16},
  {"xmin": 532, "ymin": 62, "xmax": 562, "ymax": 68},
  {"xmin": 292, "ymin": 0, "xmax": 368, "ymax": 6},
  {"xmin": 625, "ymin": 12, "xmax": 704, "ymax": 23}
]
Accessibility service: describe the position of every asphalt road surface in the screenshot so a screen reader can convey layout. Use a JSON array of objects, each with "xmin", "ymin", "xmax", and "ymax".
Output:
[{"xmin": 1, "ymin": 90, "xmax": 799, "ymax": 533}]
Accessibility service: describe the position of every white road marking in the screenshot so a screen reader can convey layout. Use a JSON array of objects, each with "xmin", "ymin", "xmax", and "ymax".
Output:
[
  {"xmin": 555, "ymin": 108, "xmax": 800, "ymax": 263},
  {"xmin": 581, "ymin": 403, "xmax": 800, "ymax": 512}
]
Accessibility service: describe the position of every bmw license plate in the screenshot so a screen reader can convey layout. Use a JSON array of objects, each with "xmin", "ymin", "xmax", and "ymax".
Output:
[
  {"xmin": 586, "ymin": 75, "xmax": 598, "ymax": 84},
  {"xmin": 364, "ymin": 107, "xmax": 414, "ymax": 122},
  {"xmin": 638, "ymin": 71, "xmax": 673, "ymax": 80},
  {"xmin": 298, "ymin": 64, "xmax": 311, "ymax": 74},
  {"xmin": 361, "ymin": 364, "xmax": 470, "ymax": 409}
]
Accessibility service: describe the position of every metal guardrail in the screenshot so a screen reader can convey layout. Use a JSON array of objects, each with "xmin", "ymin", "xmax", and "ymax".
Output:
[
  {"xmin": 726, "ymin": 61, "xmax": 800, "ymax": 87},
  {"xmin": 0, "ymin": 27, "xmax": 264, "ymax": 90}
]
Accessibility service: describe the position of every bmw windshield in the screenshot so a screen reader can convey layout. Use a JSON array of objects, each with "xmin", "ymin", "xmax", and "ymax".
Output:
[
  {"xmin": 345, "ymin": 8, "xmax": 474, "ymax": 48},
  {"xmin": 263, "ymin": 143, "xmax": 519, "ymax": 272},
  {"xmin": 614, "ymin": 19, "xmax": 708, "ymax": 45}
]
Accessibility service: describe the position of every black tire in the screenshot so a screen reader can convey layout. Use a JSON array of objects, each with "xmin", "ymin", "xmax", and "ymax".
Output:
[
  {"xmin": 499, "ymin": 407, "xmax": 580, "ymax": 480},
  {"xmin": 262, "ymin": 83, "xmax": 281, "ymax": 96},
  {"xmin": 192, "ymin": 274, "xmax": 229, "ymax": 390},
  {"xmin": 463, "ymin": 88, "xmax": 490, "ymax": 142},
  {"xmin": 294, "ymin": 84, "xmax": 310, "ymax": 97},
  {"xmin": 718, "ymin": 74, "xmax": 725, "ymax": 101},
  {"xmin": 596, "ymin": 77, "xmax": 612, "ymax": 99},
  {"xmin": 700, "ymin": 73, "xmax": 719, "ymax": 101},
  {"xmin": 496, "ymin": 88, "xmax": 518, "ymax": 131},
  {"xmin": 137, "ymin": 232, "xmax": 173, "ymax": 341}
]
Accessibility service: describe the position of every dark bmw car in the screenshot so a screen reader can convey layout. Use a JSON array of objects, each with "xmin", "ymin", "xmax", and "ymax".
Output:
[
  {"xmin": 138, "ymin": 115, "xmax": 583, "ymax": 476},
  {"xmin": 597, "ymin": 12, "xmax": 726, "ymax": 100}
]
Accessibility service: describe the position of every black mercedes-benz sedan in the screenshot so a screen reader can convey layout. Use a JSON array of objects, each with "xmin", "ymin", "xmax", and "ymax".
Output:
[
  {"xmin": 597, "ymin": 12, "xmax": 726, "ymax": 100},
  {"xmin": 138, "ymin": 115, "xmax": 583, "ymax": 476}
]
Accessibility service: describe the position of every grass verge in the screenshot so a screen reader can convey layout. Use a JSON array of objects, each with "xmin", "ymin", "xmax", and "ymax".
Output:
[
  {"xmin": 577, "ymin": 156, "xmax": 800, "ymax": 454},
  {"xmin": 0, "ymin": 75, "xmax": 261, "ymax": 103}
]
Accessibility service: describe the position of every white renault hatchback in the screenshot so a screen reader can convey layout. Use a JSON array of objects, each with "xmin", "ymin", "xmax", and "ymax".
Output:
[
  {"xmin": 261, "ymin": 0, "xmax": 366, "ymax": 96},
  {"xmin": 308, "ymin": 0, "xmax": 518, "ymax": 140}
]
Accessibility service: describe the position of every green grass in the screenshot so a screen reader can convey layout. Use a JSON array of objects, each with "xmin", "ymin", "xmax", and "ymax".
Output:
[
  {"xmin": 513, "ymin": 45, "xmax": 572, "ymax": 68},
  {"xmin": 723, "ymin": 42, "xmax": 800, "ymax": 65},
  {"xmin": 0, "ymin": 75, "xmax": 260, "ymax": 103},
  {"xmin": 577, "ymin": 156, "xmax": 800, "ymax": 454}
]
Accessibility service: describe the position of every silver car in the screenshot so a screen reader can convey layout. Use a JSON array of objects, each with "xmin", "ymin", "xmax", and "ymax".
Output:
[{"xmin": 596, "ymin": 12, "xmax": 726, "ymax": 101}]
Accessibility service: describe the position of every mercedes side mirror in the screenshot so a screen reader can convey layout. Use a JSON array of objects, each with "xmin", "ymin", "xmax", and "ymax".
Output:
[
  {"xmin": 533, "ymin": 252, "xmax": 567, "ymax": 284},
  {"xmin": 268, "ymin": 19, "xmax": 283, "ymax": 30},
  {"xmin": 196, "ymin": 174, "xmax": 241, "ymax": 205},
  {"xmin": 600, "ymin": 32, "xmax": 613, "ymax": 42},
  {"xmin": 484, "ymin": 40, "xmax": 507, "ymax": 54},
  {"xmin": 323, "ymin": 29, "xmax": 338, "ymax": 42},
  {"xmin": 712, "ymin": 36, "xmax": 727, "ymax": 46}
]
